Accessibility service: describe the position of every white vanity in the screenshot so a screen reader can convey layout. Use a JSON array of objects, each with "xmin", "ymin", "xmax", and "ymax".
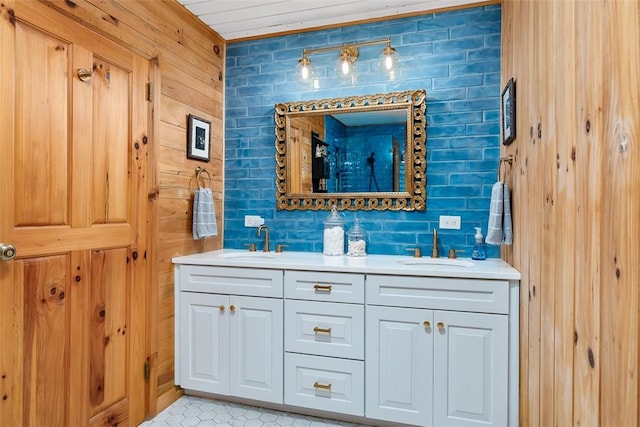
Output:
[{"xmin": 173, "ymin": 250, "xmax": 520, "ymax": 427}]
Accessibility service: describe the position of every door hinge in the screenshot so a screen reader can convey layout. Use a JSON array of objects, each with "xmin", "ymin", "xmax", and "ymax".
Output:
[
  {"xmin": 146, "ymin": 83, "xmax": 153, "ymax": 102},
  {"xmin": 144, "ymin": 360, "xmax": 150, "ymax": 381}
]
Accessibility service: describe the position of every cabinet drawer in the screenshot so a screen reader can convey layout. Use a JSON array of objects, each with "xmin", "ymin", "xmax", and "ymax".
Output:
[
  {"xmin": 366, "ymin": 275, "xmax": 509, "ymax": 314},
  {"xmin": 284, "ymin": 353, "xmax": 364, "ymax": 416},
  {"xmin": 285, "ymin": 300, "xmax": 364, "ymax": 359},
  {"xmin": 178, "ymin": 265, "xmax": 283, "ymax": 297},
  {"xmin": 284, "ymin": 271, "xmax": 364, "ymax": 303}
]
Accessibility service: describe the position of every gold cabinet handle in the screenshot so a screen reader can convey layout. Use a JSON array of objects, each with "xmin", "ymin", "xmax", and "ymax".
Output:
[
  {"xmin": 437, "ymin": 321, "xmax": 445, "ymax": 332},
  {"xmin": 230, "ymin": 305, "xmax": 236, "ymax": 312},
  {"xmin": 313, "ymin": 326, "xmax": 332, "ymax": 335},
  {"xmin": 423, "ymin": 320, "xmax": 431, "ymax": 330},
  {"xmin": 219, "ymin": 305, "xmax": 225, "ymax": 312},
  {"xmin": 313, "ymin": 381, "xmax": 332, "ymax": 391},
  {"xmin": 313, "ymin": 284, "xmax": 332, "ymax": 292}
]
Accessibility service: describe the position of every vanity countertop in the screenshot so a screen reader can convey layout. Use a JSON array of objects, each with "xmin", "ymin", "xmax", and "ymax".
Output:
[{"xmin": 173, "ymin": 249, "xmax": 521, "ymax": 281}]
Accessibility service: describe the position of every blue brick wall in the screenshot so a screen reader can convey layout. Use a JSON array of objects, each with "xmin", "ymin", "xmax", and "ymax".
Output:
[{"xmin": 224, "ymin": 5, "xmax": 502, "ymax": 257}]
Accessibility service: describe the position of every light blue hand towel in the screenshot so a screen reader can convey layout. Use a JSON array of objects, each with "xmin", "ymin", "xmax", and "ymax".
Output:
[
  {"xmin": 192, "ymin": 187, "xmax": 218, "ymax": 239},
  {"xmin": 486, "ymin": 181, "xmax": 513, "ymax": 245},
  {"xmin": 502, "ymin": 183, "xmax": 513, "ymax": 244}
]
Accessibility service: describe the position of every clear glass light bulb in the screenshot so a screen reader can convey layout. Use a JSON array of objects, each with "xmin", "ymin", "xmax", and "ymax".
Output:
[
  {"xmin": 341, "ymin": 60, "xmax": 350, "ymax": 75},
  {"xmin": 300, "ymin": 65, "xmax": 309, "ymax": 80},
  {"xmin": 384, "ymin": 55, "xmax": 393, "ymax": 70}
]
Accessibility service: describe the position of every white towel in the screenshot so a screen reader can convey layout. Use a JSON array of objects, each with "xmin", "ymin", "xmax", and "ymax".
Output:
[
  {"xmin": 192, "ymin": 187, "xmax": 218, "ymax": 239},
  {"xmin": 486, "ymin": 181, "xmax": 513, "ymax": 245}
]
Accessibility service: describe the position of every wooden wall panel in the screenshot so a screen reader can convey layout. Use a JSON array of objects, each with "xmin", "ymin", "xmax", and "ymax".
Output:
[
  {"xmin": 600, "ymin": 2, "xmax": 640, "ymax": 425},
  {"xmin": 502, "ymin": 0, "xmax": 640, "ymax": 425},
  {"xmin": 36, "ymin": 0, "xmax": 226, "ymax": 416},
  {"xmin": 551, "ymin": 1, "xmax": 576, "ymax": 425}
]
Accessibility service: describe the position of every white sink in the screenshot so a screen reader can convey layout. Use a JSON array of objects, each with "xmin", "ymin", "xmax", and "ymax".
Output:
[
  {"xmin": 217, "ymin": 252, "xmax": 278, "ymax": 260},
  {"xmin": 397, "ymin": 258, "xmax": 475, "ymax": 268}
]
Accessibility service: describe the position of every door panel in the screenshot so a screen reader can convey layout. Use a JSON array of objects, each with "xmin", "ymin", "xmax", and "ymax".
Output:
[
  {"xmin": 365, "ymin": 305, "xmax": 433, "ymax": 427},
  {"xmin": 92, "ymin": 59, "xmax": 131, "ymax": 225},
  {"xmin": 179, "ymin": 292, "xmax": 229, "ymax": 394},
  {"xmin": 433, "ymin": 311, "xmax": 509, "ymax": 427},
  {"xmin": 15, "ymin": 24, "xmax": 70, "ymax": 227},
  {"xmin": 0, "ymin": 2, "xmax": 149, "ymax": 425},
  {"xmin": 90, "ymin": 248, "xmax": 129, "ymax": 412},
  {"xmin": 230, "ymin": 296, "xmax": 283, "ymax": 403},
  {"xmin": 22, "ymin": 255, "xmax": 70, "ymax": 427}
]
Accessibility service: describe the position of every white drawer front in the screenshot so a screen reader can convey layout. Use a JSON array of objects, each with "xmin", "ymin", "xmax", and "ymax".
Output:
[
  {"xmin": 366, "ymin": 275, "xmax": 510, "ymax": 314},
  {"xmin": 285, "ymin": 300, "xmax": 364, "ymax": 359},
  {"xmin": 284, "ymin": 353, "xmax": 364, "ymax": 416},
  {"xmin": 178, "ymin": 265, "xmax": 283, "ymax": 297},
  {"xmin": 284, "ymin": 271, "xmax": 364, "ymax": 303}
]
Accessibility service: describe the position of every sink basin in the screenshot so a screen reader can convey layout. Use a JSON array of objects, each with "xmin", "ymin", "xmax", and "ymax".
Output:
[
  {"xmin": 217, "ymin": 252, "xmax": 278, "ymax": 260},
  {"xmin": 397, "ymin": 258, "xmax": 475, "ymax": 267}
]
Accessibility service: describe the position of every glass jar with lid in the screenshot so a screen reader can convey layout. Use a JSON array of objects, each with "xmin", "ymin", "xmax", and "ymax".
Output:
[
  {"xmin": 323, "ymin": 206, "xmax": 345, "ymax": 256},
  {"xmin": 347, "ymin": 218, "xmax": 367, "ymax": 257}
]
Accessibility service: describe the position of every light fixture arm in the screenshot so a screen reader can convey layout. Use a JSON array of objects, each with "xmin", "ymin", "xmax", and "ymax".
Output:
[{"xmin": 302, "ymin": 37, "xmax": 392, "ymax": 57}]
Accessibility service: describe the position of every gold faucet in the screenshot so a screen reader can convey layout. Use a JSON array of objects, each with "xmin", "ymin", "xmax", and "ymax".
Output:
[
  {"xmin": 257, "ymin": 225, "xmax": 270, "ymax": 252},
  {"xmin": 432, "ymin": 229, "xmax": 439, "ymax": 258}
]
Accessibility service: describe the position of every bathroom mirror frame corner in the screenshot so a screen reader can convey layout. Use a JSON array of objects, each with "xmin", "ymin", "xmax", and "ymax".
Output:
[{"xmin": 275, "ymin": 89, "xmax": 427, "ymax": 211}]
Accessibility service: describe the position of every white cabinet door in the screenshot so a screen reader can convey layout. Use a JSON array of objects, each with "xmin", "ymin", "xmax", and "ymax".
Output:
[
  {"xmin": 179, "ymin": 292, "xmax": 229, "ymax": 394},
  {"xmin": 230, "ymin": 296, "xmax": 284, "ymax": 404},
  {"xmin": 433, "ymin": 311, "xmax": 508, "ymax": 427},
  {"xmin": 366, "ymin": 305, "xmax": 434, "ymax": 427}
]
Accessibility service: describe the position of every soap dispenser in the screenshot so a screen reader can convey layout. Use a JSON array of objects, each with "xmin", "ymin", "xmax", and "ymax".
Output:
[{"xmin": 472, "ymin": 227, "xmax": 486, "ymax": 260}]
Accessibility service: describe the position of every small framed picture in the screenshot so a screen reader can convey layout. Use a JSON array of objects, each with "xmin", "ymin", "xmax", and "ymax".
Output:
[
  {"xmin": 501, "ymin": 78, "xmax": 516, "ymax": 146},
  {"xmin": 187, "ymin": 114, "xmax": 211, "ymax": 162}
]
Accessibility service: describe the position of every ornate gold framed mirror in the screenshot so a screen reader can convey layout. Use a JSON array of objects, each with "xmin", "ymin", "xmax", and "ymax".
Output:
[{"xmin": 275, "ymin": 89, "xmax": 426, "ymax": 211}]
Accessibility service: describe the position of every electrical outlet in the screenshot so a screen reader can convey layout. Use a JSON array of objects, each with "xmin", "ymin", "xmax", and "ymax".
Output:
[
  {"xmin": 244, "ymin": 215, "xmax": 265, "ymax": 227},
  {"xmin": 439, "ymin": 215, "xmax": 461, "ymax": 230}
]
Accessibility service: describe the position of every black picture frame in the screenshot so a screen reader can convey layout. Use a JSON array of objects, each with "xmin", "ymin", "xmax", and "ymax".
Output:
[
  {"xmin": 501, "ymin": 78, "xmax": 516, "ymax": 146},
  {"xmin": 187, "ymin": 114, "xmax": 211, "ymax": 162}
]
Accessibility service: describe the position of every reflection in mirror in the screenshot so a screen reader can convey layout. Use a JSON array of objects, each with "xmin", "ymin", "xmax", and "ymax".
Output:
[
  {"xmin": 291, "ymin": 110, "xmax": 407, "ymax": 193},
  {"xmin": 275, "ymin": 90, "xmax": 426, "ymax": 211}
]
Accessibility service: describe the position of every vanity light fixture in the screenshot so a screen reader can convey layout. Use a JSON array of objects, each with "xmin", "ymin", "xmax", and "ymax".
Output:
[{"xmin": 295, "ymin": 37, "xmax": 400, "ymax": 86}]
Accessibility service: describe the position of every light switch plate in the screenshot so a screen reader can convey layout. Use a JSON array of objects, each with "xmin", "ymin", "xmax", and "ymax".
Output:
[
  {"xmin": 244, "ymin": 215, "xmax": 265, "ymax": 227},
  {"xmin": 439, "ymin": 215, "xmax": 461, "ymax": 230}
]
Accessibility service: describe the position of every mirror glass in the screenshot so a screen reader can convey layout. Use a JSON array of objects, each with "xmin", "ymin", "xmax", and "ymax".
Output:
[{"xmin": 275, "ymin": 90, "xmax": 426, "ymax": 211}]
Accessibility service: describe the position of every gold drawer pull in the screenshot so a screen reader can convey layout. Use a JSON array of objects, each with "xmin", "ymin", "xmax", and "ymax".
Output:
[
  {"xmin": 230, "ymin": 305, "xmax": 236, "ymax": 312},
  {"xmin": 313, "ymin": 284, "xmax": 332, "ymax": 292},
  {"xmin": 313, "ymin": 326, "xmax": 332, "ymax": 335},
  {"xmin": 313, "ymin": 381, "xmax": 332, "ymax": 391},
  {"xmin": 437, "ymin": 321, "xmax": 445, "ymax": 332},
  {"xmin": 219, "ymin": 305, "xmax": 225, "ymax": 312},
  {"xmin": 423, "ymin": 320, "xmax": 431, "ymax": 329}
]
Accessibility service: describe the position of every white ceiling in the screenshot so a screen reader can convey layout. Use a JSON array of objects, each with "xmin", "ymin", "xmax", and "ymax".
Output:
[{"xmin": 176, "ymin": 0, "xmax": 488, "ymax": 41}]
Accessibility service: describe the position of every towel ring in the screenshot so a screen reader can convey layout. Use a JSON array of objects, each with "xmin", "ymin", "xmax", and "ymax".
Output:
[{"xmin": 195, "ymin": 166, "xmax": 212, "ymax": 187}]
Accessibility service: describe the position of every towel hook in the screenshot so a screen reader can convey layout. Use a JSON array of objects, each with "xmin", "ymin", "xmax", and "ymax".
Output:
[
  {"xmin": 195, "ymin": 166, "xmax": 212, "ymax": 187},
  {"xmin": 498, "ymin": 155, "xmax": 513, "ymax": 181}
]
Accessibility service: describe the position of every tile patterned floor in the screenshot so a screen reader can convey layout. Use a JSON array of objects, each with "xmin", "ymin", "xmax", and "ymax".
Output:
[{"xmin": 139, "ymin": 395, "xmax": 371, "ymax": 427}]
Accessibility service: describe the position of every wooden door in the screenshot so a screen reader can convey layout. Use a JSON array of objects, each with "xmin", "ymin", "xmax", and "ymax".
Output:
[{"xmin": 0, "ymin": 2, "xmax": 149, "ymax": 426}]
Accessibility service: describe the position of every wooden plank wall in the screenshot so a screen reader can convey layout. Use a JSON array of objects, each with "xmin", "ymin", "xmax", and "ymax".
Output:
[
  {"xmin": 501, "ymin": 1, "xmax": 640, "ymax": 425},
  {"xmin": 39, "ymin": 0, "xmax": 225, "ymax": 414}
]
